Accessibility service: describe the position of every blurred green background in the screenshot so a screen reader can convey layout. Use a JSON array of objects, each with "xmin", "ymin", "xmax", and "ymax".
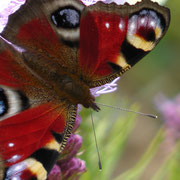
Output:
[{"xmin": 79, "ymin": 1, "xmax": 180, "ymax": 180}]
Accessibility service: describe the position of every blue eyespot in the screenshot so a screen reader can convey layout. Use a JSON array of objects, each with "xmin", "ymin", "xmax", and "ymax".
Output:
[
  {"xmin": 0, "ymin": 88, "xmax": 8, "ymax": 116},
  {"xmin": 51, "ymin": 7, "xmax": 80, "ymax": 29}
]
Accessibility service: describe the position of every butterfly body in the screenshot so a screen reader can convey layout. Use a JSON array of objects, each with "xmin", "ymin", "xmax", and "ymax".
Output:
[
  {"xmin": 0, "ymin": 0, "xmax": 170, "ymax": 179},
  {"xmin": 23, "ymin": 50, "xmax": 97, "ymax": 110}
]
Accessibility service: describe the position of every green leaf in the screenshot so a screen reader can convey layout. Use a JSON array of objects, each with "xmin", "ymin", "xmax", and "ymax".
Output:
[{"xmin": 115, "ymin": 128, "xmax": 164, "ymax": 180}]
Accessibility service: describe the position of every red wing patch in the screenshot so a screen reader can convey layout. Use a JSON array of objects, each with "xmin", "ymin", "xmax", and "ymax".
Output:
[
  {"xmin": 16, "ymin": 18, "xmax": 62, "ymax": 56},
  {"xmin": 0, "ymin": 49, "xmax": 23, "ymax": 88},
  {"xmin": 80, "ymin": 12, "xmax": 128, "ymax": 77},
  {"xmin": 0, "ymin": 42, "xmax": 42, "ymax": 89},
  {"xmin": 0, "ymin": 103, "xmax": 66, "ymax": 166},
  {"xmin": 79, "ymin": 1, "xmax": 170, "ymax": 86}
]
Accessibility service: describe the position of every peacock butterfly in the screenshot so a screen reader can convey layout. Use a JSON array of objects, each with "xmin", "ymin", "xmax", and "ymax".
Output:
[{"xmin": 0, "ymin": 0, "xmax": 170, "ymax": 179}]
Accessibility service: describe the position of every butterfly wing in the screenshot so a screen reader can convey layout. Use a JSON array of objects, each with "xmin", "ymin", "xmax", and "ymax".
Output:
[
  {"xmin": 1, "ymin": 0, "xmax": 85, "ymax": 73},
  {"xmin": 0, "ymin": 37, "xmax": 77, "ymax": 179},
  {"xmin": 1, "ymin": 104, "xmax": 77, "ymax": 179},
  {"xmin": 1, "ymin": 101, "xmax": 77, "ymax": 179},
  {"xmin": 79, "ymin": 0, "xmax": 170, "ymax": 87},
  {"xmin": 1, "ymin": 0, "xmax": 170, "ymax": 86}
]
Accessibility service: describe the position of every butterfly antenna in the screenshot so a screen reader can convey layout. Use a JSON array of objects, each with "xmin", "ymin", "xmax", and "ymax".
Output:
[
  {"xmin": 96, "ymin": 102, "xmax": 158, "ymax": 119},
  {"xmin": 90, "ymin": 110, "xmax": 102, "ymax": 171}
]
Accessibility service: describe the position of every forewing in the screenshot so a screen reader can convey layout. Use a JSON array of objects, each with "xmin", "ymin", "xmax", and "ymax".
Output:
[
  {"xmin": 0, "ymin": 37, "xmax": 35, "ymax": 88},
  {"xmin": 1, "ymin": 0, "xmax": 85, "ymax": 72}
]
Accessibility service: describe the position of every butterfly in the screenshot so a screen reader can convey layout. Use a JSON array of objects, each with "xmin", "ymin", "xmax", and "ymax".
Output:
[{"xmin": 0, "ymin": 0, "xmax": 170, "ymax": 179}]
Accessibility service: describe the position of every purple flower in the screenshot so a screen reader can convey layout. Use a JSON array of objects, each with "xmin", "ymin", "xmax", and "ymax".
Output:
[
  {"xmin": 49, "ymin": 158, "xmax": 86, "ymax": 180},
  {"xmin": 91, "ymin": 77, "xmax": 120, "ymax": 97},
  {"xmin": 73, "ymin": 114, "xmax": 82, "ymax": 132},
  {"xmin": 48, "ymin": 134, "xmax": 85, "ymax": 180},
  {"xmin": 49, "ymin": 136, "xmax": 85, "ymax": 179},
  {"xmin": 0, "ymin": 0, "xmax": 25, "ymax": 32},
  {"xmin": 59, "ymin": 158, "xmax": 86, "ymax": 180},
  {"xmin": 155, "ymin": 94, "xmax": 180, "ymax": 144},
  {"xmin": 82, "ymin": 0, "xmax": 168, "ymax": 6},
  {"xmin": 48, "ymin": 165, "xmax": 62, "ymax": 180},
  {"xmin": 58, "ymin": 135, "xmax": 83, "ymax": 163}
]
